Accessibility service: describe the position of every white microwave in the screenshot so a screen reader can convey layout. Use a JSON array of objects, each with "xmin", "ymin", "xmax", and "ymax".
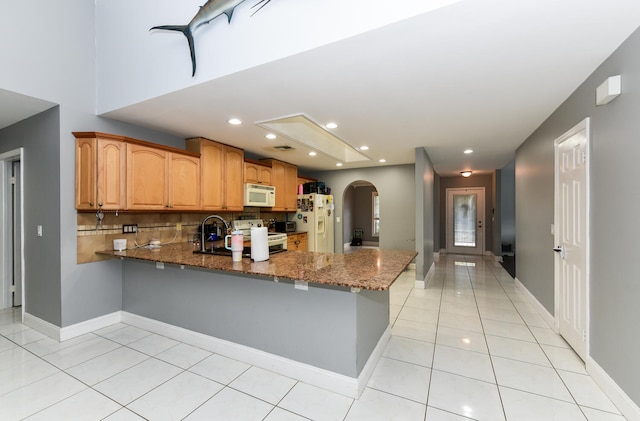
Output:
[{"xmin": 244, "ymin": 183, "xmax": 276, "ymax": 207}]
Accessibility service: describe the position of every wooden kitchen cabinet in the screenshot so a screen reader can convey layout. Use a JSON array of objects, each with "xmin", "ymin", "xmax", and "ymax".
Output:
[
  {"xmin": 287, "ymin": 232, "xmax": 308, "ymax": 251},
  {"xmin": 74, "ymin": 133, "xmax": 126, "ymax": 211},
  {"xmin": 297, "ymin": 176, "xmax": 316, "ymax": 187},
  {"xmin": 262, "ymin": 159, "xmax": 297, "ymax": 211},
  {"xmin": 187, "ymin": 137, "xmax": 244, "ymax": 211},
  {"xmin": 244, "ymin": 160, "xmax": 272, "ymax": 185},
  {"xmin": 168, "ymin": 153, "xmax": 201, "ymax": 210},
  {"xmin": 126, "ymin": 143, "xmax": 200, "ymax": 210}
]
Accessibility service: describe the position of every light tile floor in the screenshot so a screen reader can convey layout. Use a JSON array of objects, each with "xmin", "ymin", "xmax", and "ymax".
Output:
[{"xmin": 0, "ymin": 254, "xmax": 627, "ymax": 420}]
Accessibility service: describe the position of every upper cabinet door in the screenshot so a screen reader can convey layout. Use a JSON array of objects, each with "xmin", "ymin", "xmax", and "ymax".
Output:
[
  {"xmin": 75, "ymin": 137, "xmax": 97, "ymax": 210},
  {"xmin": 187, "ymin": 137, "xmax": 244, "ymax": 211},
  {"xmin": 126, "ymin": 144, "xmax": 169, "ymax": 210},
  {"xmin": 169, "ymin": 153, "xmax": 200, "ymax": 210},
  {"xmin": 261, "ymin": 159, "xmax": 297, "ymax": 211},
  {"xmin": 245, "ymin": 161, "xmax": 273, "ymax": 185},
  {"xmin": 96, "ymin": 138, "xmax": 126, "ymax": 210},
  {"xmin": 75, "ymin": 135, "xmax": 126, "ymax": 210},
  {"xmin": 224, "ymin": 146, "xmax": 244, "ymax": 211}
]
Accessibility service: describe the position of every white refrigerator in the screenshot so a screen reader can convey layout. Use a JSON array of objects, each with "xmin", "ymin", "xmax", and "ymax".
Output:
[{"xmin": 296, "ymin": 193, "xmax": 334, "ymax": 253}]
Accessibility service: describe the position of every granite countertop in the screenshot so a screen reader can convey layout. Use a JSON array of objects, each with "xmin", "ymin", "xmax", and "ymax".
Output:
[{"xmin": 96, "ymin": 242, "xmax": 416, "ymax": 291}]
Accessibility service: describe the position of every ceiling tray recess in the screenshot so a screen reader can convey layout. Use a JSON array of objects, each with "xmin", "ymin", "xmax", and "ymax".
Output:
[{"xmin": 256, "ymin": 114, "xmax": 370, "ymax": 163}]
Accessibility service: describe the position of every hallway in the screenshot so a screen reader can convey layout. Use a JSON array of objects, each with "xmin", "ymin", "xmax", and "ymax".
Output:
[{"xmin": 0, "ymin": 255, "xmax": 624, "ymax": 420}]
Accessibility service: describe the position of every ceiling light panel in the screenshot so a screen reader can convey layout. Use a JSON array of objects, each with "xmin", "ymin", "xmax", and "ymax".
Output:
[{"xmin": 256, "ymin": 115, "xmax": 369, "ymax": 163}]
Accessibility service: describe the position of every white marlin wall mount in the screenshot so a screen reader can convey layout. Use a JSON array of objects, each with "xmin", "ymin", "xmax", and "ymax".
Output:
[{"xmin": 151, "ymin": 0, "xmax": 272, "ymax": 76}]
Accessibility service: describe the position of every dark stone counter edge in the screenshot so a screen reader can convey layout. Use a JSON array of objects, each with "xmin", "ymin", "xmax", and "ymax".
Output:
[{"xmin": 95, "ymin": 245, "xmax": 417, "ymax": 291}]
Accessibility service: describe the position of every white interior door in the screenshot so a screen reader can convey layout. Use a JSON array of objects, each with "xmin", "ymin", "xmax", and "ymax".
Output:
[
  {"xmin": 12, "ymin": 160, "xmax": 22, "ymax": 307},
  {"xmin": 555, "ymin": 119, "xmax": 589, "ymax": 361},
  {"xmin": 446, "ymin": 188, "xmax": 485, "ymax": 255}
]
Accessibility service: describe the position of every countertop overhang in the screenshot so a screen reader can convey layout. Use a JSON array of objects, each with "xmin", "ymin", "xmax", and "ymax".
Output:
[{"xmin": 96, "ymin": 243, "xmax": 416, "ymax": 291}]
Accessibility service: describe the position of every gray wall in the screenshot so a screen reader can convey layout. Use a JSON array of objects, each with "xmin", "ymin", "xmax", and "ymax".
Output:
[
  {"xmin": 0, "ymin": 105, "xmax": 187, "ymax": 328},
  {"xmin": 351, "ymin": 185, "xmax": 378, "ymax": 243},
  {"xmin": 58, "ymin": 108, "xmax": 185, "ymax": 327},
  {"xmin": 342, "ymin": 185, "xmax": 354, "ymax": 243},
  {"xmin": 516, "ymin": 25, "xmax": 640, "ymax": 406},
  {"xmin": 306, "ymin": 164, "xmax": 416, "ymax": 253},
  {"xmin": 500, "ymin": 160, "xmax": 516, "ymax": 252},
  {"xmin": 438, "ymin": 174, "xmax": 495, "ymax": 254},
  {"xmin": 0, "ymin": 108, "xmax": 63, "ymax": 325},
  {"xmin": 415, "ymin": 148, "xmax": 435, "ymax": 282},
  {"xmin": 122, "ymin": 260, "xmax": 389, "ymax": 377}
]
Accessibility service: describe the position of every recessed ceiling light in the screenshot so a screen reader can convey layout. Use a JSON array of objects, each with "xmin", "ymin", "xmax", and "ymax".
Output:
[
  {"xmin": 325, "ymin": 122, "xmax": 338, "ymax": 129},
  {"xmin": 336, "ymin": 163, "xmax": 343, "ymax": 167},
  {"xmin": 464, "ymin": 149, "xmax": 473, "ymax": 154},
  {"xmin": 379, "ymin": 159, "xmax": 386, "ymax": 163},
  {"xmin": 359, "ymin": 146, "xmax": 369, "ymax": 151},
  {"xmin": 265, "ymin": 133, "xmax": 276, "ymax": 139},
  {"xmin": 308, "ymin": 151, "xmax": 317, "ymax": 156},
  {"xmin": 228, "ymin": 118, "xmax": 242, "ymax": 125}
]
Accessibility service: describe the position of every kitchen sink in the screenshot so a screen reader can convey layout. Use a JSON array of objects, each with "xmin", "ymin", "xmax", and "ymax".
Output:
[{"xmin": 193, "ymin": 246, "xmax": 286, "ymax": 258}]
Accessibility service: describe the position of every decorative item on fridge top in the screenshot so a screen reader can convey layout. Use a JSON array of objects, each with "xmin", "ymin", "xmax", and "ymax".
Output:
[
  {"xmin": 296, "ymin": 193, "xmax": 334, "ymax": 253},
  {"xmin": 302, "ymin": 181, "xmax": 330, "ymax": 195}
]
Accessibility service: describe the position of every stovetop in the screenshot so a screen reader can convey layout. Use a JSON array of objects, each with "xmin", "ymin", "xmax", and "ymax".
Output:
[{"xmin": 231, "ymin": 219, "xmax": 287, "ymax": 239}]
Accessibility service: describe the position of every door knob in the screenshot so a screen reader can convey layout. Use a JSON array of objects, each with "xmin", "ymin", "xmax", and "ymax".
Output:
[{"xmin": 553, "ymin": 245, "xmax": 566, "ymax": 259}]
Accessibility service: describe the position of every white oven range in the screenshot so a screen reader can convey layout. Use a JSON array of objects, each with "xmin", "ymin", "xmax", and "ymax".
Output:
[{"xmin": 231, "ymin": 219, "xmax": 288, "ymax": 252}]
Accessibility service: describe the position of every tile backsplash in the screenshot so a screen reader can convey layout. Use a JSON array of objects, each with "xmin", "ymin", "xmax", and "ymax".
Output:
[{"xmin": 76, "ymin": 210, "xmax": 289, "ymax": 263}]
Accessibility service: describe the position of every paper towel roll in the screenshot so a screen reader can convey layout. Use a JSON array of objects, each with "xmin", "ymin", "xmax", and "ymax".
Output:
[{"xmin": 250, "ymin": 227, "xmax": 269, "ymax": 262}]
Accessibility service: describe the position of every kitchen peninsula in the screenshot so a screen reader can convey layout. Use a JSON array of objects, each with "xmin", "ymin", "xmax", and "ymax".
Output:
[{"xmin": 97, "ymin": 245, "xmax": 416, "ymax": 398}]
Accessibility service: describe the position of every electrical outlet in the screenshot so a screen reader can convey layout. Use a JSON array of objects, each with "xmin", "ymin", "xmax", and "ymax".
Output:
[
  {"xmin": 122, "ymin": 224, "xmax": 138, "ymax": 234},
  {"xmin": 176, "ymin": 223, "xmax": 182, "ymax": 231}
]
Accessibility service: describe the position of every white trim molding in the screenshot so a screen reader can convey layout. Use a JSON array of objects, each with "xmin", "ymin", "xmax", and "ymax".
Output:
[
  {"xmin": 121, "ymin": 311, "xmax": 388, "ymax": 399},
  {"xmin": 415, "ymin": 262, "xmax": 435, "ymax": 289},
  {"xmin": 587, "ymin": 356, "xmax": 640, "ymax": 420},
  {"xmin": 59, "ymin": 311, "xmax": 121, "ymax": 341},
  {"xmin": 24, "ymin": 312, "xmax": 61, "ymax": 341},
  {"xmin": 514, "ymin": 277, "xmax": 555, "ymax": 328}
]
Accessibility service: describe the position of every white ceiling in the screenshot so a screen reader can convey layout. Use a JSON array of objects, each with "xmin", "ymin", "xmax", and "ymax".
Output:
[{"xmin": 3, "ymin": 0, "xmax": 640, "ymax": 176}]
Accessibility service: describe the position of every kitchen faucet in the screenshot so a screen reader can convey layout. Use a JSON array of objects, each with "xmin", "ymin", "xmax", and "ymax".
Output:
[{"xmin": 200, "ymin": 215, "xmax": 230, "ymax": 252}]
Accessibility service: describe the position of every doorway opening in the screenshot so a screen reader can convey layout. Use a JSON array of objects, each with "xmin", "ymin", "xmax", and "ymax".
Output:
[
  {"xmin": 0, "ymin": 148, "xmax": 24, "ymax": 317},
  {"xmin": 342, "ymin": 180, "xmax": 379, "ymax": 254},
  {"xmin": 445, "ymin": 187, "xmax": 485, "ymax": 255}
]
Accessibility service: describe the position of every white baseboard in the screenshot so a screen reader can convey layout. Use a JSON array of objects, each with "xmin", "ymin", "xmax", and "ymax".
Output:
[
  {"xmin": 514, "ymin": 277, "xmax": 555, "ymax": 328},
  {"xmin": 24, "ymin": 312, "xmax": 62, "ymax": 341},
  {"xmin": 356, "ymin": 326, "xmax": 391, "ymax": 397},
  {"xmin": 587, "ymin": 356, "xmax": 640, "ymax": 420},
  {"xmin": 60, "ymin": 311, "xmax": 121, "ymax": 341},
  {"xmin": 121, "ymin": 311, "xmax": 386, "ymax": 398},
  {"xmin": 514, "ymin": 279, "xmax": 640, "ymax": 418},
  {"xmin": 24, "ymin": 311, "xmax": 123, "ymax": 342},
  {"xmin": 415, "ymin": 262, "xmax": 435, "ymax": 289}
]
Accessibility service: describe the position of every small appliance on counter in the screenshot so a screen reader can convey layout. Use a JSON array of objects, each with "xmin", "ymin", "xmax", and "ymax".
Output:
[{"xmin": 274, "ymin": 221, "xmax": 296, "ymax": 233}]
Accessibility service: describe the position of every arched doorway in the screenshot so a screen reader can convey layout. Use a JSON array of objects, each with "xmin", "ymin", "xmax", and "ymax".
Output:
[{"xmin": 342, "ymin": 180, "xmax": 379, "ymax": 253}]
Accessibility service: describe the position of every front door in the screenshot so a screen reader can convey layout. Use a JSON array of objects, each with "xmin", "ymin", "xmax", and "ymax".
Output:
[
  {"xmin": 555, "ymin": 119, "xmax": 589, "ymax": 361},
  {"xmin": 446, "ymin": 188, "xmax": 485, "ymax": 255}
]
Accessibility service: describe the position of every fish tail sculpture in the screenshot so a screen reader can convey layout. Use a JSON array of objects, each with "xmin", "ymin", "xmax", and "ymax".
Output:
[{"xmin": 151, "ymin": 0, "xmax": 271, "ymax": 76}]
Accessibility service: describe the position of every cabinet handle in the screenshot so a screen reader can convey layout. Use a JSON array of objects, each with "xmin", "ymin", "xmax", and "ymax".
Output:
[{"xmin": 89, "ymin": 202, "xmax": 94, "ymax": 207}]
